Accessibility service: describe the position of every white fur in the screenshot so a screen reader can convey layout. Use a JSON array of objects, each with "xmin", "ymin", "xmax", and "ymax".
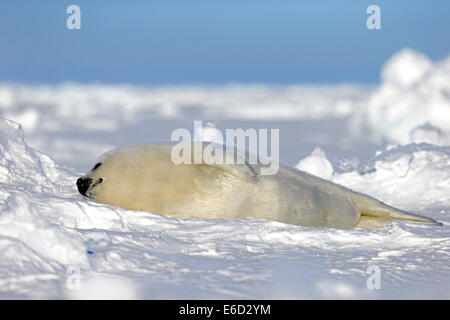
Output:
[{"xmin": 79, "ymin": 143, "xmax": 441, "ymax": 229}]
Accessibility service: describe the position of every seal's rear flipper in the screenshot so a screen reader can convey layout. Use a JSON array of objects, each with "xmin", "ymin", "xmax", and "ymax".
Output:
[
  {"xmin": 351, "ymin": 194, "xmax": 443, "ymax": 227},
  {"xmin": 356, "ymin": 216, "xmax": 392, "ymax": 229}
]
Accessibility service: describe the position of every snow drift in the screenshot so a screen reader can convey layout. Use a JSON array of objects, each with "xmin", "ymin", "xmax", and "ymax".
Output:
[
  {"xmin": 0, "ymin": 119, "xmax": 449, "ymax": 299},
  {"xmin": 352, "ymin": 49, "xmax": 450, "ymax": 145}
]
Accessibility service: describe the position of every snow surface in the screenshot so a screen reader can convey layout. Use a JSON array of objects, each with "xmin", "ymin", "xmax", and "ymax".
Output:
[
  {"xmin": 0, "ymin": 121, "xmax": 449, "ymax": 299},
  {"xmin": 0, "ymin": 49, "xmax": 449, "ymax": 299}
]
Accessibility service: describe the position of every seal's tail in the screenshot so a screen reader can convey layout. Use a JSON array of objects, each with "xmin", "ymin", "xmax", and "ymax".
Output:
[{"xmin": 350, "ymin": 193, "xmax": 442, "ymax": 229}]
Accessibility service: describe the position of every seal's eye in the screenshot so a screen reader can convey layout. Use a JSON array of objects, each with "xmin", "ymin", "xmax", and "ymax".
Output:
[{"xmin": 92, "ymin": 162, "xmax": 102, "ymax": 171}]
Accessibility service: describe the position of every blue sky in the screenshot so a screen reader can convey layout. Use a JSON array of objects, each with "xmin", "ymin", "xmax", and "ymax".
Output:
[{"xmin": 0, "ymin": 0, "xmax": 448, "ymax": 84}]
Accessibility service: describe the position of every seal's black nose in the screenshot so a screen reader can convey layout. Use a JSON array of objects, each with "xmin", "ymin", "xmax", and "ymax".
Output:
[{"xmin": 76, "ymin": 178, "xmax": 92, "ymax": 196}]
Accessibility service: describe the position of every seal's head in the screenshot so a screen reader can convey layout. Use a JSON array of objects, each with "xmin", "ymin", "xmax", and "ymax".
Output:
[
  {"xmin": 76, "ymin": 148, "xmax": 119, "ymax": 200},
  {"xmin": 77, "ymin": 164, "xmax": 104, "ymax": 199},
  {"xmin": 76, "ymin": 146, "xmax": 153, "ymax": 208}
]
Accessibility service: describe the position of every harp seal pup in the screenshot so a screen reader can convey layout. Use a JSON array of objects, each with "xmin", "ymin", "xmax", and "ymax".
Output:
[{"xmin": 76, "ymin": 143, "xmax": 442, "ymax": 229}]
